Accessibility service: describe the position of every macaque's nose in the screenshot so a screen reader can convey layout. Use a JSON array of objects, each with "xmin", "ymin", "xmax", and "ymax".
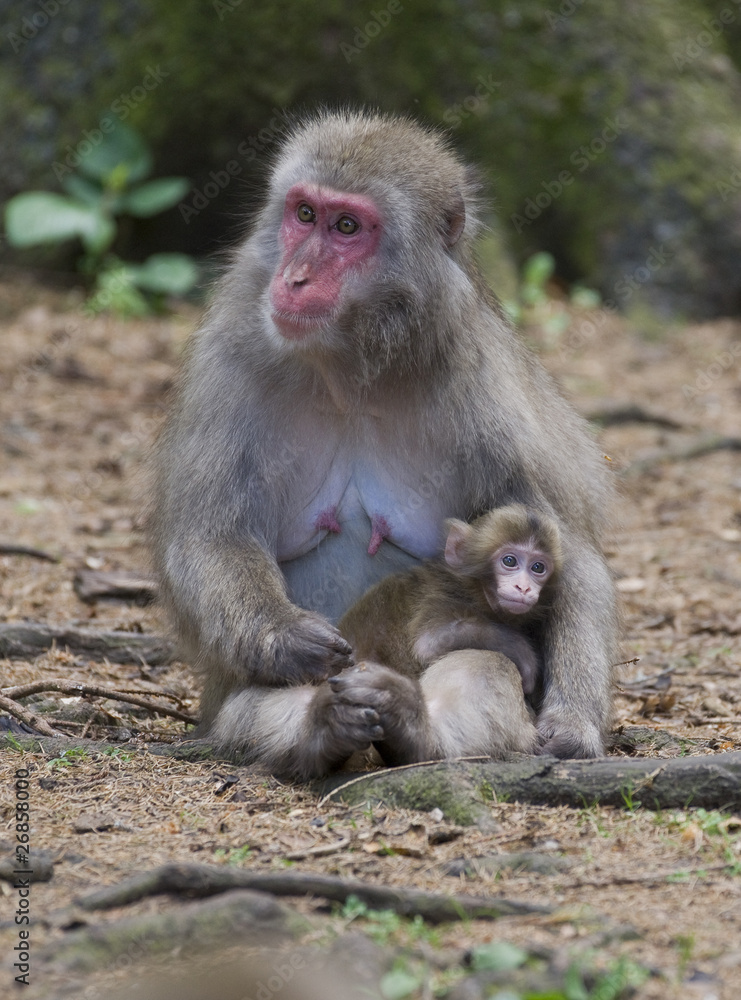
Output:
[{"xmin": 284, "ymin": 261, "xmax": 312, "ymax": 287}]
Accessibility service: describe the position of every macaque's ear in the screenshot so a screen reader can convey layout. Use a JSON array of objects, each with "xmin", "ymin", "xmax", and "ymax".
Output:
[
  {"xmin": 444, "ymin": 190, "xmax": 466, "ymax": 248},
  {"xmin": 443, "ymin": 519, "xmax": 470, "ymax": 569}
]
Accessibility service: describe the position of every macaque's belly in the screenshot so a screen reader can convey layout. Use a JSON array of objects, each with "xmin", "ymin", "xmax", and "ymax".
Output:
[{"xmin": 277, "ymin": 458, "xmax": 448, "ymax": 621}]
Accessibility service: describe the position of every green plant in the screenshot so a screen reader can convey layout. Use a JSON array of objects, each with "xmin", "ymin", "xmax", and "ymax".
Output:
[
  {"xmin": 47, "ymin": 748, "xmax": 90, "ymax": 769},
  {"xmin": 674, "ymin": 932, "xmax": 695, "ymax": 983},
  {"xmin": 339, "ymin": 896, "xmax": 440, "ymax": 948},
  {"xmin": 503, "ymin": 250, "xmax": 601, "ymax": 345},
  {"xmin": 214, "ymin": 844, "xmax": 253, "ymax": 865},
  {"xmin": 470, "ymin": 941, "xmax": 528, "ymax": 973},
  {"xmin": 619, "ymin": 783, "xmax": 640, "ymax": 812},
  {"xmin": 478, "ymin": 779, "xmax": 495, "ymax": 802},
  {"xmin": 101, "ymin": 747, "xmax": 134, "ymax": 761},
  {"xmin": 380, "ymin": 961, "xmax": 425, "ymax": 1000},
  {"xmin": 4, "ymin": 120, "xmax": 197, "ymax": 315},
  {"xmin": 520, "ymin": 251, "xmax": 556, "ymax": 307}
]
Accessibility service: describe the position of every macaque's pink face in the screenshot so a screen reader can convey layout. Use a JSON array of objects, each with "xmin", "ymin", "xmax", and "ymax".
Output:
[
  {"xmin": 269, "ymin": 183, "xmax": 383, "ymax": 339},
  {"xmin": 485, "ymin": 543, "xmax": 553, "ymax": 615}
]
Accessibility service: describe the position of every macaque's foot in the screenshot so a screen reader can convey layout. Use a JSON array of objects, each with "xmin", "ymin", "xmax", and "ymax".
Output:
[
  {"xmin": 329, "ymin": 661, "xmax": 429, "ymax": 765},
  {"xmin": 308, "ymin": 679, "xmax": 384, "ymax": 767}
]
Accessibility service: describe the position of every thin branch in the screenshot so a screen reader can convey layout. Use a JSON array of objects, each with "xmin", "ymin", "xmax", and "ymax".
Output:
[
  {"xmin": 585, "ymin": 403, "xmax": 684, "ymax": 430},
  {"xmin": 1, "ymin": 680, "xmax": 197, "ymax": 724},
  {"xmin": 75, "ymin": 862, "xmax": 552, "ymax": 922},
  {"xmin": 0, "ymin": 543, "xmax": 58, "ymax": 562},
  {"xmin": 563, "ymin": 863, "xmax": 734, "ymax": 889},
  {"xmin": 624, "ymin": 433, "xmax": 741, "ymax": 476},
  {"xmin": 73, "ymin": 569, "xmax": 158, "ymax": 604},
  {"xmin": 0, "ymin": 694, "xmax": 65, "ymax": 737}
]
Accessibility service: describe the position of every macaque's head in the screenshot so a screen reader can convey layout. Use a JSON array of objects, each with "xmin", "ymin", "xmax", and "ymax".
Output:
[
  {"xmin": 260, "ymin": 111, "xmax": 477, "ymax": 364},
  {"xmin": 444, "ymin": 505, "xmax": 562, "ymax": 616}
]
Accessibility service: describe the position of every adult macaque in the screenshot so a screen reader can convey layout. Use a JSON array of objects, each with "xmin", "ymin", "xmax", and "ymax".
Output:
[
  {"xmin": 152, "ymin": 110, "xmax": 618, "ymax": 780},
  {"xmin": 338, "ymin": 505, "xmax": 562, "ymax": 699}
]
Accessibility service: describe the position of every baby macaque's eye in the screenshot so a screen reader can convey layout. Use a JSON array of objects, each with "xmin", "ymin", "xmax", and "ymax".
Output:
[
  {"xmin": 531, "ymin": 561, "xmax": 546, "ymax": 575},
  {"xmin": 501, "ymin": 554, "xmax": 518, "ymax": 568}
]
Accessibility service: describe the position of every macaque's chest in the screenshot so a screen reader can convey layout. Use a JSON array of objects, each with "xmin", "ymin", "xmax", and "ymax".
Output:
[
  {"xmin": 277, "ymin": 444, "xmax": 448, "ymax": 561},
  {"xmin": 276, "ymin": 424, "xmax": 454, "ymax": 620}
]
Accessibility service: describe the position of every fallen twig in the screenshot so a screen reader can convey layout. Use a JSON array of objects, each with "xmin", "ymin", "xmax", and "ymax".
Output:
[
  {"xmin": 75, "ymin": 862, "xmax": 551, "ymax": 922},
  {"xmin": 73, "ymin": 569, "xmax": 158, "ymax": 604},
  {"xmin": 1, "ymin": 680, "xmax": 196, "ymax": 724},
  {"xmin": 624, "ymin": 432, "xmax": 741, "ymax": 476},
  {"xmin": 585, "ymin": 403, "xmax": 684, "ymax": 430},
  {"xmin": 0, "ymin": 621, "xmax": 176, "ymax": 665},
  {"xmin": 0, "ymin": 694, "xmax": 65, "ymax": 737},
  {"xmin": 284, "ymin": 837, "xmax": 351, "ymax": 860},
  {"xmin": 563, "ymin": 862, "xmax": 734, "ymax": 889},
  {"xmin": 0, "ymin": 543, "xmax": 58, "ymax": 562}
]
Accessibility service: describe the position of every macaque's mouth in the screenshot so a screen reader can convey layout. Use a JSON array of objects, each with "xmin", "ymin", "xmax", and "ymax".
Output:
[
  {"xmin": 498, "ymin": 599, "xmax": 535, "ymax": 615},
  {"xmin": 271, "ymin": 310, "xmax": 334, "ymax": 339}
]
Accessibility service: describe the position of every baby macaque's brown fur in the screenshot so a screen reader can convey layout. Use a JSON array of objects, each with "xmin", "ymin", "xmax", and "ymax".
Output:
[{"xmin": 339, "ymin": 505, "xmax": 561, "ymax": 698}]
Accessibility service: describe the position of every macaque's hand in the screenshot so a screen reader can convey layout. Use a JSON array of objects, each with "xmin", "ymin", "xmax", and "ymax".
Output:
[{"xmin": 258, "ymin": 610, "xmax": 353, "ymax": 685}]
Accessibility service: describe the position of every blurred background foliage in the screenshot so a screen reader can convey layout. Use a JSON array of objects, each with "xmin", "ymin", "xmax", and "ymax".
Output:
[{"xmin": 2, "ymin": 0, "xmax": 741, "ymax": 319}]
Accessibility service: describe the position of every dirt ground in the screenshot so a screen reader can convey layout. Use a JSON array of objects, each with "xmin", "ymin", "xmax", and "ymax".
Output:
[{"xmin": 1, "ymin": 274, "xmax": 740, "ymax": 999}]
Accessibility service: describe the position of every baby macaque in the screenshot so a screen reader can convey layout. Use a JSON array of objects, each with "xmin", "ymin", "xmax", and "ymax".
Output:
[{"xmin": 339, "ymin": 505, "xmax": 562, "ymax": 696}]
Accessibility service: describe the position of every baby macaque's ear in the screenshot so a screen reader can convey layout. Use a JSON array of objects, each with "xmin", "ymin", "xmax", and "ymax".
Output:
[{"xmin": 443, "ymin": 519, "xmax": 471, "ymax": 570}]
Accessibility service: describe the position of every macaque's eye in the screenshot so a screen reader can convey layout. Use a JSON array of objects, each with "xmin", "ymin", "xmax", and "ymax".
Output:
[
  {"xmin": 297, "ymin": 204, "xmax": 316, "ymax": 223},
  {"xmin": 531, "ymin": 561, "xmax": 547, "ymax": 575},
  {"xmin": 501, "ymin": 554, "xmax": 518, "ymax": 568},
  {"xmin": 336, "ymin": 216, "xmax": 359, "ymax": 235}
]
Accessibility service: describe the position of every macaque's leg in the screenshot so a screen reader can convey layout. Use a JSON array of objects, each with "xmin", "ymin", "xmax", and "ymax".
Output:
[
  {"xmin": 209, "ymin": 683, "xmax": 383, "ymax": 782},
  {"xmin": 420, "ymin": 650, "xmax": 538, "ymax": 757}
]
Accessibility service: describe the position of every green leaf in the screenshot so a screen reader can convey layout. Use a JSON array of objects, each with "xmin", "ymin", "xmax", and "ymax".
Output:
[
  {"xmin": 61, "ymin": 174, "xmax": 103, "ymax": 206},
  {"xmin": 570, "ymin": 285, "xmax": 602, "ymax": 309},
  {"xmin": 380, "ymin": 968, "xmax": 423, "ymax": 1000},
  {"xmin": 470, "ymin": 941, "xmax": 528, "ymax": 972},
  {"xmin": 4, "ymin": 192, "xmax": 113, "ymax": 254},
  {"xmin": 87, "ymin": 265, "xmax": 151, "ymax": 317},
  {"xmin": 120, "ymin": 177, "xmax": 190, "ymax": 217},
  {"xmin": 77, "ymin": 121, "xmax": 152, "ymax": 185},
  {"xmin": 131, "ymin": 253, "xmax": 198, "ymax": 295},
  {"xmin": 82, "ymin": 214, "xmax": 116, "ymax": 256},
  {"xmin": 521, "ymin": 251, "xmax": 556, "ymax": 305}
]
